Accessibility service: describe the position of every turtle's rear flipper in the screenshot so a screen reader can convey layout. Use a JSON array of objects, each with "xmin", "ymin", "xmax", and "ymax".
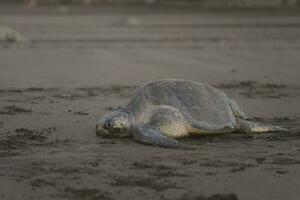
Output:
[
  {"xmin": 236, "ymin": 119, "xmax": 289, "ymax": 133},
  {"xmin": 132, "ymin": 125, "xmax": 194, "ymax": 150}
]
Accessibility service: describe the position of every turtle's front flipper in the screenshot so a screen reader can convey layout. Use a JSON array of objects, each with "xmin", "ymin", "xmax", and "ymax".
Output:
[
  {"xmin": 132, "ymin": 125, "xmax": 193, "ymax": 150},
  {"xmin": 236, "ymin": 119, "xmax": 289, "ymax": 133}
]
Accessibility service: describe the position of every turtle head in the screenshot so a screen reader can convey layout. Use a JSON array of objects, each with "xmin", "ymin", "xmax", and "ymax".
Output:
[{"xmin": 96, "ymin": 106, "xmax": 131, "ymax": 138}]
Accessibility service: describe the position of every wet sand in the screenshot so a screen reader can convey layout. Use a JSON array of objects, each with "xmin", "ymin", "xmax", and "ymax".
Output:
[{"xmin": 1, "ymin": 6, "xmax": 300, "ymax": 200}]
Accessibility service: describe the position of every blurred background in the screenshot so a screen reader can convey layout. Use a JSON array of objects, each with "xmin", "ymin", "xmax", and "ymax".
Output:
[
  {"xmin": 1, "ymin": 0, "xmax": 300, "ymax": 88},
  {"xmin": 2, "ymin": 0, "xmax": 300, "ymax": 7}
]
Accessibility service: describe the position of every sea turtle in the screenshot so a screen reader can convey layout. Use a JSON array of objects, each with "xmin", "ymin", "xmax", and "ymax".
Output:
[{"xmin": 95, "ymin": 79, "xmax": 288, "ymax": 149}]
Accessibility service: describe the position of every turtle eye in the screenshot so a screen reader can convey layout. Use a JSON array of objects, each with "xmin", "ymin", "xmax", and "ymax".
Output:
[{"xmin": 104, "ymin": 120, "xmax": 114, "ymax": 129}]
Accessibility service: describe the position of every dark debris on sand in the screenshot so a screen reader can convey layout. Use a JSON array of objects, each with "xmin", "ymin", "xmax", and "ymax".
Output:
[
  {"xmin": 0, "ymin": 127, "xmax": 57, "ymax": 153},
  {"xmin": 180, "ymin": 193, "xmax": 239, "ymax": 200},
  {"xmin": 199, "ymin": 159, "xmax": 255, "ymax": 169},
  {"xmin": 62, "ymin": 187, "xmax": 112, "ymax": 200},
  {"xmin": 255, "ymin": 157, "xmax": 266, "ymax": 164},
  {"xmin": 0, "ymin": 88, "xmax": 57, "ymax": 93},
  {"xmin": 73, "ymin": 111, "xmax": 89, "ymax": 115},
  {"xmin": 0, "ymin": 85, "xmax": 136, "ymax": 103},
  {"xmin": 131, "ymin": 161, "xmax": 189, "ymax": 178},
  {"xmin": 24, "ymin": 87, "xmax": 57, "ymax": 92},
  {"xmin": 48, "ymin": 85, "xmax": 136, "ymax": 100},
  {"xmin": 271, "ymin": 157, "xmax": 300, "ymax": 165},
  {"xmin": 215, "ymin": 81, "xmax": 299, "ymax": 99},
  {"xmin": 0, "ymin": 89, "xmax": 23, "ymax": 93},
  {"xmin": 76, "ymin": 85, "xmax": 136, "ymax": 98},
  {"xmin": 0, "ymin": 105, "xmax": 32, "ymax": 115},
  {"xmin": 111, "ymin": 175, "xmax": 180, "ymax": 191},
  {"xmin": 30, "ymin": 178, "xmax": 56, "ymax": 187},
  {"xmin": 216, "ymin": 81, "xmax": 287, "ymax": 89}
]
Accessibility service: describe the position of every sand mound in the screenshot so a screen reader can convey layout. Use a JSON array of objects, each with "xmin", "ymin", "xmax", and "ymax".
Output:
[{"xmin": 0, "ymin": 25, "xmax": 28, "ymax": 43}]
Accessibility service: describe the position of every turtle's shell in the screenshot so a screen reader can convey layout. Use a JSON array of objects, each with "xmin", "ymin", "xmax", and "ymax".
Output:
[{"xmin": 127, "ymin": 79, "xmax": 241, "ymax": 127}]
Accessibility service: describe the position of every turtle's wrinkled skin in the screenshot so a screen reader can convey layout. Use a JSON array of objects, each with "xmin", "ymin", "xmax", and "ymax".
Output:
[{"xmin": 96, "ymin": 79, "xmax": 288, "ymax": 149}]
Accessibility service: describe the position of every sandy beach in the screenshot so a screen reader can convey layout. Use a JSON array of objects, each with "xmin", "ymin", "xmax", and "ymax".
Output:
[{"xmin": 1, "ymin": 5, "xmax": 300, "ymax": 200}]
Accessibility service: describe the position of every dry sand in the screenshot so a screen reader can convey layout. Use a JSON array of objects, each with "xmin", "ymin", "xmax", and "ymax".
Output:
[{"xmin": 0, "ymin": 5, "xmax": 300, "ymax": 200}]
